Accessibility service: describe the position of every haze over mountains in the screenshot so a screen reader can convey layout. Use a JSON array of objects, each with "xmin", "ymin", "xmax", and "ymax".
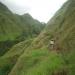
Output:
[
  {"xmin": 0, "ymin": 0, "xmax": 75, "ymax": 75},
  {"xmin": 0, "ymin": 0, "xmax": 67, "ymax": 22},
  {"xmin": 0, "ymin": 2, "xmax": 45, "ymax": 56}
]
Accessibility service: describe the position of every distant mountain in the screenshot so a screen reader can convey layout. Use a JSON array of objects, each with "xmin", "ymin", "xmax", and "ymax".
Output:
[
  {"xmin": 0, "ymin": 2, "xmax": 11, "ymax": 13},
  {"xmin": 0, "ymin": 2, "xmax": 45, "ymax": 55}
]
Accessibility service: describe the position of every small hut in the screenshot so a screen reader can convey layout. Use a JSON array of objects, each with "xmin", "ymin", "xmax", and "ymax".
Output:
[{"xmin": 49, "ymin": 39, "xmax": 55, "ymax": 50}]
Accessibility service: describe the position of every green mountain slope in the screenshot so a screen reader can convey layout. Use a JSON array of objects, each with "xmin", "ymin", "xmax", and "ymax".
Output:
[
  {"xmin": 0, "ymin": 39, "xmax": 33, "ymax": 75},
  {"xmin": 8, "ymin": 0, "xmax": 75, "ymax": 75},
  {"xmin": 0, "ymin": 2, "xmax": 45, "ymax": 56}
]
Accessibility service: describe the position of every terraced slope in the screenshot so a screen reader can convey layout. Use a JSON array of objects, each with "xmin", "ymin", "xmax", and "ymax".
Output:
[
  {"xmin": 8, "ymin": 0, "xmax": 75, "ymax": 75},
  {"xmin": 0, "ymin": 39, "xmax": 33, "ymax": 75}
]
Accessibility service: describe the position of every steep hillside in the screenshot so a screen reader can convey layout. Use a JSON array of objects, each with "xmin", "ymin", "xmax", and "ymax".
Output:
[
  {"xmin": 0, "ymin": 39, "xmax": 33, "ymax": 75},
  {"xmin": 26, "ymin": 0, "xmax": 75, "ymax": 51},
  {"xmin": 8, "ymin": 0, "xmax": 75, "ymax": 75},
  {"xmin": 0, "ymin": 2, "xmax": 45, "ymax": 56}
]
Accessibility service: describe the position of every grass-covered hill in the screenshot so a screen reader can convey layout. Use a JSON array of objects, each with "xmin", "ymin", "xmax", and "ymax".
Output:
[
  {"xmin": 0, "ymin": 2, "xmax": 45, "ymax": 56},
  {"xmin": 6, "ymin": 0, "xmax": 75, "ymax": 75},
  {"xmin": 0, "ymin": 38, "xmax": 33, "ymax": 75}
]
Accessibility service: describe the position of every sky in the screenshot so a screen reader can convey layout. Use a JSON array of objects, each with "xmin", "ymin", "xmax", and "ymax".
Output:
[{"xmin": 0, "ymin": 0, "xmax": 67, "ymax": 23}]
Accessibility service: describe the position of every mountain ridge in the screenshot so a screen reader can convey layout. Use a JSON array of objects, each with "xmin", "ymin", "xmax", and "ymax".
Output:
[{"xmin": 0, "ymin": 2, "xmax": 45, "ymax": 56}]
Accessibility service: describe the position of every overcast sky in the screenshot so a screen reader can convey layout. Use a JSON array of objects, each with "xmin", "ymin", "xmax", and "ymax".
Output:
[{"xmin": 0, "ymin": 0, "xmax": 67, "ymax": 23}]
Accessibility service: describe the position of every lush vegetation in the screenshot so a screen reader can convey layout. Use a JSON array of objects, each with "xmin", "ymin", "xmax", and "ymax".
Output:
[
  {"xmin": 0, "ymin": 0, "xmax": 75, "ymax": 75},
  {"xmin": 0, "ymin": 2, "xmax": 45, "ymax": 56},
  {"xmin": 9, "ymin": 49, "xmax": 66, "ymax": 75},
  {"xmin": 0, "ymin": 39, "xmax": 33, "ymax": 75}
]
